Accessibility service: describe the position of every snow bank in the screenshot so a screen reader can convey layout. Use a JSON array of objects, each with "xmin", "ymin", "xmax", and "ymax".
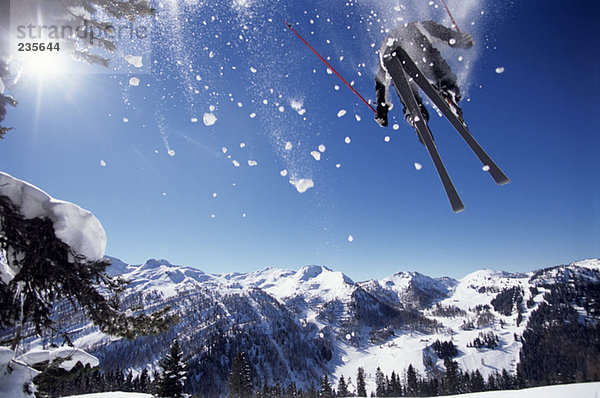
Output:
[
  {"xmin": 0, "ymin": 172, "xmax": 106, "ymax": 274},
  {"xmin": 65, "ymin": 393, "xmax": 152, "ymax": 398},
  {"xmin": 0, "ymin": 347, "xmax": 38, "ymax": 398},
  {"xmin": 1, "ymin": 346, "xmax": 100, "ymax": 398},
  {"xmin": 18, "ymin": 347, "xmax": 99, "ymax": 371},
  {"xmin": 418, "ymin": 382, "xmax": 600, "ymax": 398}
]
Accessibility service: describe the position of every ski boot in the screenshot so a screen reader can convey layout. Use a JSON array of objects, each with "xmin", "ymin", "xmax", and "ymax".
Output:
[
  {"xmin": 441, "ymin": 90, "xmax": 465, "ymax": 124},
  {"xmin": 403, "ymin": 105, "xmax": 431, "ymax": 145}
]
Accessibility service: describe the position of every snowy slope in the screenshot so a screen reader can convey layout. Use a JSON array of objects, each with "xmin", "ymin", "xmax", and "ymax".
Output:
[{"xmin": 18, "ymin": 258, "xmax": 599, "ymax": 396}]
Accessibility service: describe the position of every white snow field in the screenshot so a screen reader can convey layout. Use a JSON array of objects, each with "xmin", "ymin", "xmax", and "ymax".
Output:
[
  {"xmin": 61, "ymin": 382, "xmax": 600, "ymax": 398},
  {"xmin": 65, "ymin": 393, "xmax": 151, "ymax": 398}
]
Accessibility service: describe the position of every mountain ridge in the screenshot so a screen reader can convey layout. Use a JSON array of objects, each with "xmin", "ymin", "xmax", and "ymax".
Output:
[{"xmin": 23, "ymin": 257, "xmax": 599, "ymax": 396}]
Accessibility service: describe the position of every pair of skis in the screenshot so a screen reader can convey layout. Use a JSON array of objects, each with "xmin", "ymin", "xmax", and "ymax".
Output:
[{"xmin": 384, "ymin": 47, "xmax": 510, "ymax": 213}]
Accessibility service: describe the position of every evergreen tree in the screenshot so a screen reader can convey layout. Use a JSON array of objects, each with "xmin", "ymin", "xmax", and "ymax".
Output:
[
  {"xmin": 337, "ymin": 375, "xmax": 350, "ymax": 397},
  {"xmin": 228, "ymin": 352, "xmax": 253, "ymax": 398},
  {"xmin": 156, "ymin": 339, "xmax": 187, "ymax": 398},
  {"xmin": 375, "ymin": 367, "xmax": 386, "ymax": 397},
  {"xmin": 356, "ymin": 367, "xmax": 367, "ymax": 397},
  {"xmin": 442, "ymin": 358, "xmax": 460, "ymax": 395},
  {"xmin": 389, "ymin": 371, "xmax": 402, "ymax": 397},
  {"xmin": 406, "ymin": 364, "xmax": 418, "ymax": 397},
  {"xmin": 0, "ymin": 195, "xmax": 174, "ymax": 347},
  {"xmin": 138, "ymin": 368, "xmax": 150, "ymax": 392},
  {"xmin": 320, "ymin": 374, "xmax": 333, "ymax": 398},
  {"xmin": 470, "ymin": 370, "xmax": 485, "ymax": 392}
]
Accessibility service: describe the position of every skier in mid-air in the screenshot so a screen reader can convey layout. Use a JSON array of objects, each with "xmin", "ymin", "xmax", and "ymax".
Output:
[{"xmin": 374, "ymin": 21, "xmax": 474, "ymax": 135}]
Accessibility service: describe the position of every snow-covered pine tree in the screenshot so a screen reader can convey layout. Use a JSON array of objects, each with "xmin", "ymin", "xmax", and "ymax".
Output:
[
  {"xmin": 228, "ymin": 352, "xmax": 252, "ymax": 398},
  {"xmin": 0, "ymin": 194, "xmax": 174, "ymax": 348},
  {"xmin": 356, "ymin": 367, "xmax": 367, "ymax": 397},
  {"xmin": 156, "ymin": 339, "xmax": 187, "ymax": 398}
]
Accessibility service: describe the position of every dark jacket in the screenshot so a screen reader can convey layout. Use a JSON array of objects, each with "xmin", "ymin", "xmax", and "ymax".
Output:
[{"xmin": 375, "ymin": 21, "xmax": 465, "ymax": 109}]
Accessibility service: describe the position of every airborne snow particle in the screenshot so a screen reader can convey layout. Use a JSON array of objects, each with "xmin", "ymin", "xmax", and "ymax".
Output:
[
  {"xmin": 100, "ymin": 160, "xmax": 106, "ymax": 167},
  {"xmin": 162, "ymin": 192, "xmax": 167, "ymax": 196},
  {"xmin": 289, "ymin": 178, "xmax": 314, "ymax": 193},
  {"xmin": 458, "ymin": 56, "xmax": 464, "ymax": 62},
  {"xmin": 237, "ymin": 102, "xmax": 243, "ymax": 107},
  {"xmin": 482, "ymin": 165, "xmax": 491, "ymax": 171},
  {"xmin": 290, "ymin": 99, "xmax": 303, "ymax": 110},
  {"xmin": 242, "ymin": 213, "xmax": 246, "ymax": 218},
  {"xmin": 495, "ymin": 67, "xmax": 505, "ymax": 74},
  {"xmin": 346, "ymin": 333, "xmax": 352, "ymax": 340},
  {"xmin": 393, "ymin": 124, "xmax": 400, "ymax": 130},
  {"xmin": 122, "ymin": 117, "xmax": 129, "ymax": 123},
  {"xmin": 278, "ymin": 106, "xmax": 285, "ymax": 112},
  {"xmin": 232, "ymin": 160, "xmax": 240, "ymax": 167},
  {"xmin": 337, "ymin": 109, "xmax": 347, "ymax": 117},
  {"xmin": 345, "ymin": 136, "xmax": 351, "ymax": 144},
  {"xmin": 248, "ymin": 160, "xmax": 258, "ymax": 166},
  {"xmin": 348, "ymin": 235, "xmax": 354, "ymax": 242},
  {"xmin": 414, "ymin": 162, "xmax": 423, "ymax": 170},
  {"xmin": 336, "ymin": 164, "xmax": 341, "ymax": 168},
  {"xmin": 250, "ymin": 67, "xmax": 257, "ymax": 73},
  {"xmin": 311, "ymin": 151, "xmax": 321, "ymax": 161},
  {"xmin": 209, "ymin": 105, "xmax": 216, "ymax": 112},
  {"xmin": 210, "ymin": 214, "xmax": 216, "ymax": 219},
  {"xmin": 125, "ymin": 55, "xmax": 143, "ymax": 67},
  {"xmin": 129, "ymin": 77, "xmax": 140, "ymax": 86},
  {"xmin": 249, "ymin": 113, "xmax": 256, "ymax": 118},
  {"xmin": 240, "ymin": 142, "xmax": 246, "ymax": 148},
  {"xmin": 280, "ymin": 169, "xmax": 288, "ymax": 177},
  {"xmin": 334, "ymin": 85, "xmax": 340, "ymax": 90},
  {"xmin": 285, "ymin": 142, "xmax": 293, "ymax": 150},
  {"xmin": 355, "ymin": 114, "xmax": 361, "ymax": 122},
  {"xmin": 326, "ymin": 68, "xmax": 333, "ymax": 74},
  {"xmin": 168, "ymin": 149, "xmax": 175, "ymax": 157},
  {"xmin": 318, "ymin": 144, "xmax": 326, "ymax": 153},
  {"xmin": 203, "ymin": 113, "xmax": 217, "ymax": 126},
  {"xmin": 196, "ymin": 75, "xmax": 201, "ymax": 81},
  {"xmin": 212, "ymin": 192, "xmax": 217, "ymax": 198},
  {"xmin": 222, "ymin": 147, "xmax": 228, "ymax": 154},
  {"xmin": 191, "ymin": 117, "xmax": 198, "ymax": 123},
  {"xmin": 384, "ymin": 136, "xmax": 390, "ymax": 142}
]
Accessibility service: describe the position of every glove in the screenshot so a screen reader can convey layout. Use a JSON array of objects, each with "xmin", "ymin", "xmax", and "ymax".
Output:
[
  {"xmin": 451, "ymin": 32, "xmax": 474, "ymax": 49},
  {"xmin": 375, "ymin": 103, "xmax": 389, "ymax": 127}
]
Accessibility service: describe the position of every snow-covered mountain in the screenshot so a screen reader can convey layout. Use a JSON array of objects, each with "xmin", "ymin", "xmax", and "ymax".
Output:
[{"xmin": 15, "ymin": 258, "xmax": 600, "ymax": 396}]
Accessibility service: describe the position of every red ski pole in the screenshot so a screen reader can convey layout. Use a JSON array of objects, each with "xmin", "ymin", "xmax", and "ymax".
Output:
[
  {"xmin": 284, "ymin": 20, "xmax": 376, "ymax": 114},
  {"xmin": 439, "ymin": 0, "xmax": 461, "ymax": 33}
]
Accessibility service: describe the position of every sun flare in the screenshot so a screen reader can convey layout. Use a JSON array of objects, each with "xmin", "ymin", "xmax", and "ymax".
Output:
[{"xmin": 20, "ymin": 50, "xmax": 71, "ymax": 77}]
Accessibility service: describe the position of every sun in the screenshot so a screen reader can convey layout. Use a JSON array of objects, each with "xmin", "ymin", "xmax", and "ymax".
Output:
[{"xmin": 19, "ymin": 50, "xmax": 71, "ymax": 78}]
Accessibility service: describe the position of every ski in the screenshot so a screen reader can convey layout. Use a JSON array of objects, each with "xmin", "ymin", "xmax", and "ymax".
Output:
[
  {"xmin": 384, "ymin": 57, "xmax": 465, "ymax": 213},
  {"xmin": 393, "ymin": 47, "xmax": 511, "ymax": 186}
]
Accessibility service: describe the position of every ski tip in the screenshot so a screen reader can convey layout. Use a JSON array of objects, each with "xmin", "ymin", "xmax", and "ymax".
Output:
[
  {"xmin": 495, "ymin": 176, "xmax": 511, "ymax": 186},
  {"xmin": 453, "ymin": 205, "xmax": 465, "ymax": 214}
]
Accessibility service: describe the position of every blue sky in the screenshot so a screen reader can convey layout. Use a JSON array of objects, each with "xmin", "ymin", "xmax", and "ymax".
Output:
[{"xmin": 1, "ymin": 0, "xmax": 598, "ymax": 281}]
